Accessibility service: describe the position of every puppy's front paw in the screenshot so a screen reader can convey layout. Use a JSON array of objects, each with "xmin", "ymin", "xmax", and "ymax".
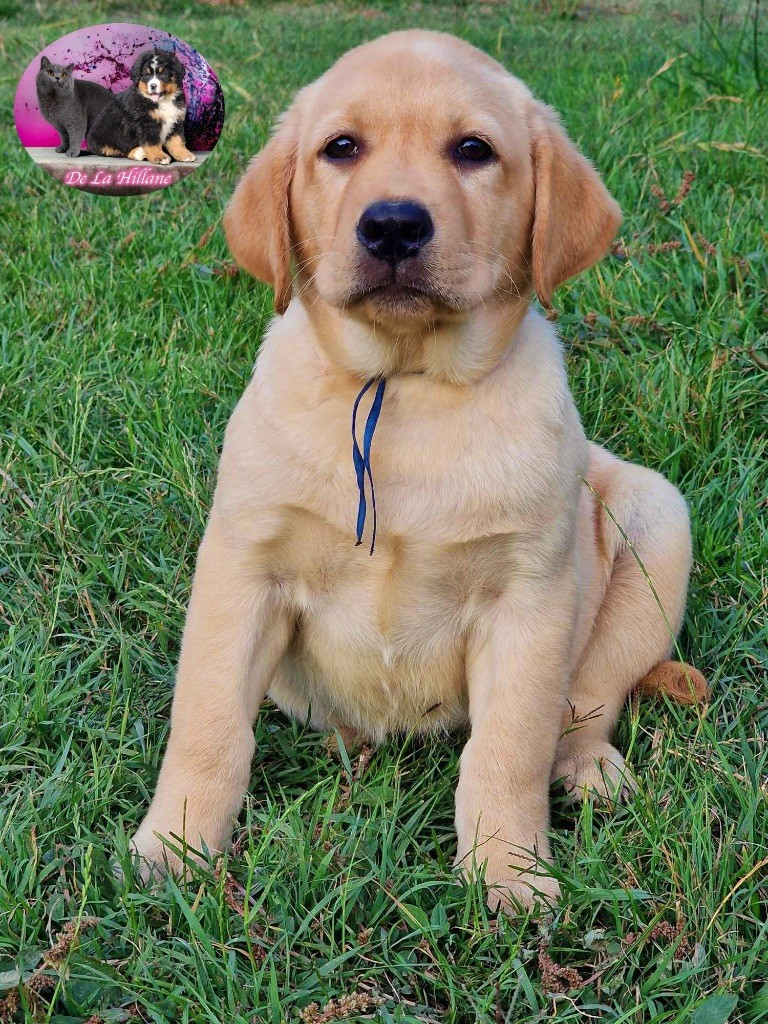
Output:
[
  {"xmin": 150, "ymin": 155, "xmax": 172, "ymax": 165},
  {"xmin": 178, "ymin": 152, "xmax": 196, "ymax": 163},
  {"xmin": 552, "ymin": 740, "xmax": 636, "ymax": 806},
  {"xmin": 459, "ymin": 846, "xmax": 560, "ymax": 917},
  {"xmin": 128, "ymin": 821, "xmax": 192, "ymax": 883},
  {"xmin": 486, "ymin": 870, "xmax": 561, "ymax": 916}
]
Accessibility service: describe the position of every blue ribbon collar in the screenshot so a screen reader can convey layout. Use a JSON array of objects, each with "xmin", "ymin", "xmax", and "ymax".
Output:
[{"xmin": 351, "ymin": 377, "xmax": 386, "ymax": 555}]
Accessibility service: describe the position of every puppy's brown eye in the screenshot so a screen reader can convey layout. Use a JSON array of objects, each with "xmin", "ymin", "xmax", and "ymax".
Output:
[
  {"xmin": 455, "ymin": 137, "xmax": 494, "ymax": 163},
  {"xmin": 323, "ymin": 136, "xmax": 358, "ymax": 160}
]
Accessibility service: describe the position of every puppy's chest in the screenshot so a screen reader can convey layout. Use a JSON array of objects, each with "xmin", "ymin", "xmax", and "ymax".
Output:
[
  {"xmin": 151, "ymin": 98, "xmax": 182, "ymax": 141},
  {"xmin": 277, "ymin": 530, "xmax": 510, "ymax": 621},
  {"xmin": 294, "ymin": 394, "xmax": 556, "ymax": 543},
  {"xmin": 254, "ymin": 383, "xmax": 562, "ymax": 633},
  {"xmin": 268, "ymin": 528, "xmax": 514, "ymax": 727}
]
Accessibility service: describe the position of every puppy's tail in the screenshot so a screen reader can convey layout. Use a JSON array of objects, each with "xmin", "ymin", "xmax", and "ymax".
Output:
[{"xmin": 635, "ymin": 660, "xmax": 709, "ymax": 706}]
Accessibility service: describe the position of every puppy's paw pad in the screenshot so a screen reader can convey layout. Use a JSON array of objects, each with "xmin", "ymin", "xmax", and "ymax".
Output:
[
  {"xmin": 553, "ymin": 741, "xmax": 636, "ymax": 806},
  {"xmin": 638, "ymin": 660, "xmax": 709, "ymax": 705}
]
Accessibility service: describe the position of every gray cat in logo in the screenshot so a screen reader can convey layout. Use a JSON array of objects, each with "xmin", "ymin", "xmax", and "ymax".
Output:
[{"xmin": 36, "ymin": 55, "xmax": 112, "ymax": 157}]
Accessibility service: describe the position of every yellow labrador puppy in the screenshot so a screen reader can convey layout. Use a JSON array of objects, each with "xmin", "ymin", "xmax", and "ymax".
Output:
[{"xmin": 132, "ymin": 31, "xmax": 706, "ymax": 911}]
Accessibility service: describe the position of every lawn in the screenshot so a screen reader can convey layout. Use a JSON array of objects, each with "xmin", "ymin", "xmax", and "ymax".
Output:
[{"xmin": 0, "ymin": 0, "xmax": 766, "ymax": 1021}]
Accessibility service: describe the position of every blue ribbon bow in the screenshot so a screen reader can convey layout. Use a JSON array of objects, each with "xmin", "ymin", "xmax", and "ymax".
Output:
[{"xmin": 352, "ymin": 377, "xmax": 387, "ymax": 555}]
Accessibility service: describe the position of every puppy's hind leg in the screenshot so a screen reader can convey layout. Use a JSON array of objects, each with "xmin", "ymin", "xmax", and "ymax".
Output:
[
  {"xmin": 552, "ymin": 448, "xmax": 707, "ymax": 804},
  {"xmin": 88, "ymin": 134, "xmax": 129, "ymax": 159}
]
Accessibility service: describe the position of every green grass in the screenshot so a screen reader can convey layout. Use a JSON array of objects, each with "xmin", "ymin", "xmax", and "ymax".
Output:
[{"xmin": 1, "ymin": 0, "xmax": 766, "ymax": 1021}]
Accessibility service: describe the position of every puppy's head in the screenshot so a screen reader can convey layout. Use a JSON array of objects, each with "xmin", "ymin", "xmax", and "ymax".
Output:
[
  {"xmin": 225, "ymin": 31, "xmax": 621, "ymax": 327},
  {"xmin": 131, "ymin": 49, "xmax": 185, "ymax": 102}
]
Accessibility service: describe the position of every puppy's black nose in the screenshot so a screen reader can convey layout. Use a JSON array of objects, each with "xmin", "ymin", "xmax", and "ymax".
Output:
[{"xmin": 357, "ymin": 200, "xmax": 434, "ymax": 263}]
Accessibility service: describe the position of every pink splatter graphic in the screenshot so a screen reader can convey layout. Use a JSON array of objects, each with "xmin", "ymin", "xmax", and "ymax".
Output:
[{"xmin": 14, "ymin": 22, "xmax": 224, "ymax": 151}]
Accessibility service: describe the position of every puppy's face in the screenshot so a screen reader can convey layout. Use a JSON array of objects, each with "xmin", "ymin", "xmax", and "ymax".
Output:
[
  {"xmin": 226, "ymin": 32, "xmax": 621, "ymax": 336},
  {"xmin": 290, "ymin": 38, "xmax": 535, "ymax": 325},
  {"xmin": 132, "ymin": 50, "xmax": 185, "ymax": 102}
]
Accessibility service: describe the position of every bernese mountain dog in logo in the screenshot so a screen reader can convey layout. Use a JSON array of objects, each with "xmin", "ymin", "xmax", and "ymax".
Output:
[{"xmin": 88, "ymin": 48, "xmax": 195, "ymax": 165}]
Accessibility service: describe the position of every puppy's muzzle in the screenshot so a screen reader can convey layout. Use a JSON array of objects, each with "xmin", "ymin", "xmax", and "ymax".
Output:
[{"xmin": 356, "ymin": 200, "xmax": 434, "ymax": 264}]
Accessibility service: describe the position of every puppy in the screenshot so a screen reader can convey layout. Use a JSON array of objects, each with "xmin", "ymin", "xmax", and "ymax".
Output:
[
  {"xmin": 132, "ymin": 31, "xmax": 706, "ymax": 912},
  {"xmin": 87, "ymin": 48, "xmax": 195, "ymax": 165}
]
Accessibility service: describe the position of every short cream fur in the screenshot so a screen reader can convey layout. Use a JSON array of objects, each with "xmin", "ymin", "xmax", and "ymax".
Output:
[{"xmin": 132, "ymin": 31, "xmax": 706, "ymax": 912}]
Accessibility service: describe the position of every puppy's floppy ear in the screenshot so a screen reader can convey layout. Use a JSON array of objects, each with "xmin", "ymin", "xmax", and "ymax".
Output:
[
  {"xmin": 130, "ymin": 53, "xmax": 146, "ymax": 85},
  {"xmin": 530, "ymin": 103, "xmax": 622, "ymax": 310},
  {"xmin": 224, "ymin": 110, "xmax": 298, "ymax": 316}
]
